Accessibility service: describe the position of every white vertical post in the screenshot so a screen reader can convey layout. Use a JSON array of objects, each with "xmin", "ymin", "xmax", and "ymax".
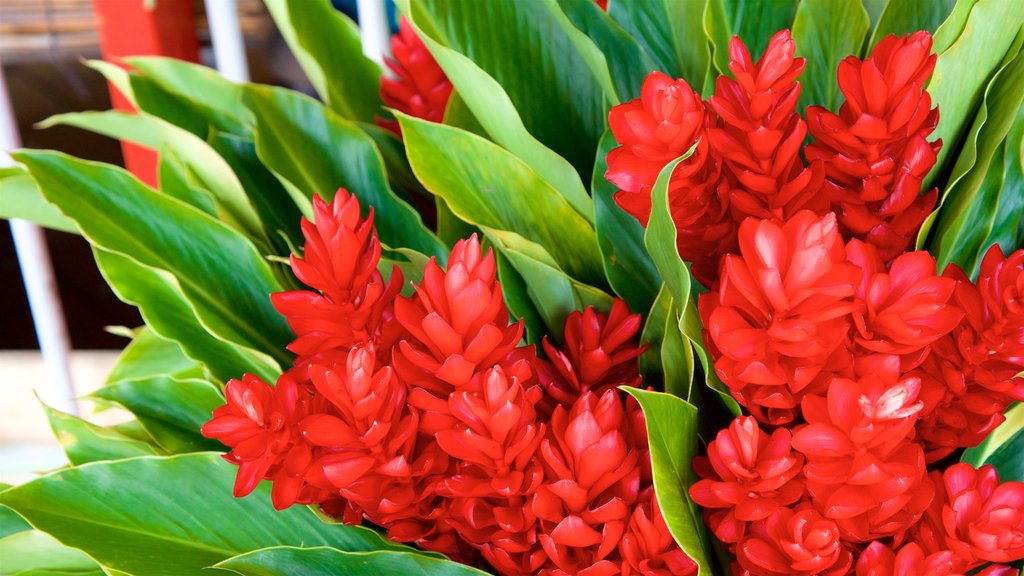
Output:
[
  {"xmin": 204, "ymin": 0, "xmax": 250, "ymax": 82},
  {"xmin": 0, "ymin": 59, "xmax": 77, "ymax": 416},
  {"xmin": 357, "ymin": 0, "xmax": 392, "ymax": 66}
]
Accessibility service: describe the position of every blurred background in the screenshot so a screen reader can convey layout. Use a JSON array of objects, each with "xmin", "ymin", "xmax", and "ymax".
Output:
[{"xmin": 0, "ymin": 0, "xmax": 391, "ymax": 484}]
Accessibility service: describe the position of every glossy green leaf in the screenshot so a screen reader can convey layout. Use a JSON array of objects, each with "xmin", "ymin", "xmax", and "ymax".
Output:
[
  {"xmin": 978, "ymin": 108, "xmax": 1024, "ymax": 260},
  {"xmin": 661, "ymin": 307, "xmax": 696, "ymax": 400},
  {"xmin": 930, "ymin": 34, "xmax": 1024, "ymax": 270},
  {"xmin": 592, "ymin": 131, "xmax": 660, "ymax": 316},
  {"xmin": 245, "ymin": 85, "xmax": 446, "ymax": 262},
  {"xmin": 157, "ymin": 147, "xmax": 218, "ymax": 218},
  {"xmin": 705, "ymin": 0, "xmax": 799, "ymax": 79},
  {"xmin": 42, "ymin": 402, "xmax": 162, "ymax": 465},
  {"xmin": 0, "ymin": 454, "xmax": 414, "ymax": 576},
  {"xmin": 644, "ymin": 152, "xmax": 695, "ymax": 312},
  {"xmin": 405, "ymin": 0, "xmax": 608, "ymax": 181},
  {"xmin": 126, "ymin": 56, "xmax": 252, "ymax": 132},
  {"xmin": 93, "ymin": 248, "xmax": 281, "ymax": 383},
  {"xmin": 93, "ymin": 377, "xmax": 224, "ymax": 453},
  {"xmin": 926, "ymin": 0, "xmax": 1024, "ymax": 187},
  {"xmin": 792, "ymin": 0, "xmax": 870, "ymax": 112},
  {"xmin": 622, "ymin": 388, "xmax": 713, "ymax": 575},
  {"xmin": 128, "ymin": 72, "xmax": 246, "ymax": 140},
  {"xmin": 0, "ymin": 530, "xmax": 103, "ymax": 576},
  {"xmin": 0, "ymin": 168, "xmax": 78, "ymax": 234},
  {"xmin": 612, "ymin": 0, "xmax": 710, "ymax": 88},
  {"xmin": 931, "ymin": 0, "xmax": 981, "ymax": 54},
  {"xmin": 868, "ymin": 0, "xmax": 956, "ymax": 51},
  {"xmin": 39, "ymin": 111, "xmax": 264, "ymax": 242},
  {"xmin": 963, "ymin": 403, "xmax": 1023, "ymax": 482},
  {"xmin": 356, "ymin": 121, "xmax": 434, "ymax": 208},
  {"xmin": 0, "ymin": 503, "xmax": 31, "ymax": 540},
  {"xmin": 398, "ymin": 112, "xmax": 606, "ymax": 287},
  {"xmin": 105, "ymin": 328, "xmax": 205, "ymax": 387},
  {"xmin": 262, "ymin": 0, "xmax": 382, "ymax": 122},
  {"xmin": 639, "ymin": 285, "xmax": 673, "ymax": 389},
  {"xmin": 559, "ymin": 0, "xmax": 658, "ymax": 102},
  {"xmin": 494, "ymin": 249, "xmax": 546, "ymax": 345},
  {"xmin": 14, "ymin": 150, "xmax": 292, "ymax": 370},
  {"xmin": 217, "ymin": 546, "xmax": 491, "ymax": 576},
  {"xmin": 680, "ymin": 300, "xmax": 743, "ymax": 417},
  {"xmin": 396, "ymin": 0, "xmax": 593, "ymax": 222}
]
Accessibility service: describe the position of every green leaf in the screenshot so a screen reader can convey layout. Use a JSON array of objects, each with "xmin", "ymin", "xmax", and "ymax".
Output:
[
  {"xmin": 42, "ymin": 402, "xmax": 162, "ymax": 465},
  {"xmin": 93, "ymin": 249, "xmax": 281, "ymax": 383},
  {"xmin": 611, "ymin": 0, "xmax": 710, "ymax": 88},
  {"xmin": 639, "ymin": 285, "xmax": 673, "ymax": 389},
  {"xmin": 644, "ymin": 152, "xmax": 695, "ymax": 311},
  {"xmin": 926, "ymin": 0, "xmax": 1024, "ymax": 187},
  {"xmin": 932, "ymin": 0, "xmax": 981, "ymax": 54},
  {"xmin": 558, "ymin": 0, "xmax": 658, "ymax": 102},
  {"xmin": 622, "ymin": 388, "xmax": 713, "ymax": 576},
  {"xmin": 0, "ymin": 454, "xmax": 415, "ymax": 576},
  {"xmin": 157, "ymin": 147, "xmax": 219, "ymax": 218},
  {"xmin": 262, "ymin": 0, "xmax": 382, "ymax": 123},
  {"xmin": 868, "ymin": 0, "xmax": 956, "ymax": 51},
  {"xmin": 963, "ymin": 403, "xmax": 1023, "ymax": 482},
  {"xmin": 398, "ymin": 113, "xmax": 606, "ymax": 287},
  {"xmin": 128, "ymin": 72, "xmax": 246, "ymax": 140},
  {"xmin": 404, "ymin": 0, "xmax": 608, "ymax": 181},
  {"xmin": 493, "ymin": 249, "xmax": 546, "ymax": 345},
  {"xmin": 0, "ymin": 168, "xmax": 78, "ymax": 234},
  {"xmin": 39, "ymin": 111, "xmax": 264, "ymax": 242},
  {"xmin": 792, "ymin": 0, "xmax": 871, "ymax": 112},
  {"xmin": 396, "ymin": 0, "xmax": 593, "ymax": 222},
  {"xmin": 680, "ymin": 300, "xmax": 743, "ymax": 417},
  {"xmin": 216, "ymin": 546, "xmax": 491, "ymax": 576},
  {"xmin": 704, "ymin": 0, "xmax": 799, "ymax": 79},
  {"xmin": 93, "ymin": 377, "xmax": 224, "ymax": 453},
  {"xmin": 929, "ymin": 33, "xmax": 1024, "ymax": 270},
  {"xmin": 245, "ymin": 85, "xmax": 446, "ymax": 262},
  {"xmin": 592, "ymin": 131, "xmax": 660, "ymax": 315},
  {"xmin": 0, "ymin": 530, "xmax": 102, "ymax": 576},
  {"xmin": 978, "ymin": 108, "xmax": 1024, "ymax": 260},
  {"xmin": 661, "ymin": 307, "xmax": 696, "ymax": 400},
  {"xmin": 14, "ymin": 150, "xmax": 292, "ymax": 371},
  {"xmin": 0, "ymin": 503, "xmax": 31, "ymax": 540}
]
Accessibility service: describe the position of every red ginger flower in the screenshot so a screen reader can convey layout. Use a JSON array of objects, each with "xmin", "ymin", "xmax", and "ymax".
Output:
[
  {"xmin": 971, "ymin": 245, "xmax": 1024, "ymax": 378},
  {"xmin": 201, "ymin": 371, "xmax": 328, "ymax": 510},
  {"xmin": 619, "ymin": 497, "xmax": 698, "ymax": 576},
  {"xmin": 540, "ymin": 299, "xmax": 646, "ymax": 410},
  {"xmin": 855, "ymin": 542, "xmax": 975, "ymax": 576},
  {"xmin": 734, "ymin": 506, "xmax": 852, "ymax": 576},
  {"xmin": 271, "ymin": 191, "xmax": 403, "ymax": 362},
  {"xmin": 806, "ymin": 32, "xmax": 941, "ymax": 261},
  {"xmin": 393, "ymin": 234, "xmax": 524, "ymax": 397},
  {"xmin": 699, "ymin": 211, "xmax": 862, "ymax": 425},
  {"xmin": 605, "ymin": 71, "xmax": 736, "ymax": 287},
  {"xmin": 709, "ymin": 30, "xmax": 827, "ymax": 222},
  {"xmin": 914, "ymin": 464, "xmax": 1024, "ymax": 568},
  {"xmin": 378, "ymin": 17, "xmax": 453, "ymax": 136},
  {"xmin": 793, "ymin": 354, "xmax": 933, "ymax": 542},
  {"xmin": 690, "ymin": 416, "xmax": 805, "ymax": 544}
]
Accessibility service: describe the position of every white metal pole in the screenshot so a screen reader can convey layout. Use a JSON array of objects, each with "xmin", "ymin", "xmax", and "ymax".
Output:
[
  {"xmin": 204, "ymin": 0, "xmax": 251, "ymax": 82},
  {"xmin": 0, "ymin": 59, "xmax": 77, "ymax": 416},
  {"xmin": 356, "ymin": 0, "xmax": 392, "ymax": 66}
]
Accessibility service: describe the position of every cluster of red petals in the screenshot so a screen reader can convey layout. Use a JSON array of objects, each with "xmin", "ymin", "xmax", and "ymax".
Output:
[
  {"xmin": 203, "ymin": 191, "xmax": 697, "ymax": 575},
  {"xmin": 806, "ymin": 32, "xmax": 941, "ymax": 261},
  {"xmin": 378, "ymin": 17, "xmax": 453, "ymax": 136}
]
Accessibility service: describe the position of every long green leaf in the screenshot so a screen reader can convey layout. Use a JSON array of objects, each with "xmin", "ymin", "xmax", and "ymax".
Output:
[
  {"xmin": 611, "ymin": 0, "xmax": 710, "ymax": 88},
  {"xmin": 932, "ymin": 0, "xmax": 981, "ymax": 54},
  {"xmin": 396, "ymin": 0, "xmax": 593, "ymax": 222},
  {"xmin": 705, "ymin": 0, "xmax": 799, "ymax": 78},
  {"xmin": 622, "ymin": 388, "xmax": 713, "ymax": 576},
  {"xmin": 245, "ymin": 85, "xmax": 445, "ymax": 262},
  {"xmin": 0, "ymin": 530, "xmax": 103, "ymax": 576},
  {"xmin": 639, "ymin": 285, "xmax": 673, "ymax": 389},
  {"xmin": 398, "ymin": 112, "xmax": 606, "ymax": 287},
  {"xmin": 792, "ymin": 0, "xmax": 871, "ymax": 112},
  {"xmin": 217, "ymin": 546, "xmax": 490, "ymax": 576},
  {"xmin": 868, "ymin": 0, "xmax": 956, "ymax": 51},
  {"xmin": 0, "ymin": 454, "xmax": 415, "ymax": 576},
  {"xmin": 0, "ymin": 502, "xmax": 31, "ymax": 540},
  {"xmin": 262, "ymin": 0, "xmax": 382, "ymax": 123},
  {"xmin": 42, "ymin": 402, "xmax": 162, "ymax": 465},
  {"xmin": 978, "ymin": 108, "xmax": 1024, "ymax": 262},
  {"xmin": 125, "ymin": 56, "xmax": 252, "ymax": 132},
  {"xmin": 0, "ymin": 168, "xmax": 78, "ymax": 234},
  {"xmin": 15, "ymin": 150, "xmax": 293, "ymax": 370},
  {"xmin": 644, "ymin": 153, "xmax": 695, "ymax": 310},
  {"xmin": 926, "ymin": 0, "xmax": 1024, "ymax": 187},
  {"xmin": 105, "ymin": 328, "xmax": 204, "ymax": 387},
  {"xmin": 963, "ymin": 403, "xmax": 1023, "ymax": 482},
  {"xmin": 493, "ymin": 249, "xmax": 546, "ymax": 344},
  {"xmin": 661, "ymin": 307, "xmax": 696, "ymax": 400}
]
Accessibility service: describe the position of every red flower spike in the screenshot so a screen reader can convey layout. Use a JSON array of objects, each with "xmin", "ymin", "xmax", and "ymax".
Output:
[
  {"xmin": 394, "ymin": 235, "xmax": 525, "ymax": 396},
  {"xmin": 915, "ymin": 464, "xmax": 1024, "ymax": 568},
  {"xmin": 540, "ymin": 300, "xmax": 646, "ymax": 409},
  {"xmin": 271, "ymin": 192, "xmax": 404, "ymax": 362},
  {"xmin": 619, "ymin": 497, "xmax": 698, "ymax": 575},
  {"xmin": 378, "ymin": 17, "xmax": 453, "ymax": 136},
  {"xmin": 806, "ymin": 32, "xmax": 941, "ymax": 260},
  {"xmin": 699, "ymin": 211, "xmax": 862, "ymax": 425},
  {"xmin": 605, "ymin": 71, "xmax": 736, "ymax": 287},
  {"xmin": 734, "ymin": 506, "xmax": 852, "ymax": 576},
  {"xmin": 975, "ymin": 246, "xmax": 1024, "ymax": 374},
  {"xmin": 690, "ymin": 416, "xmax": 805, "ymax": 544},
  {"xmin": 855, "ymin": 542, "xmax": 968, "ymax": 576},
  {"xmin": 709, "ymin": 30, "xmax": 828, "ymax": 222}
]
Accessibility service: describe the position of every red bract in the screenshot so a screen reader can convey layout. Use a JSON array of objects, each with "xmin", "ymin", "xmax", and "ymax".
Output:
[
  {"xmin": 271, "ymin": 192, "xmax": 403, "ymax": 362},
  {"xmin": 914, "ymin": 464, "xmax": 1024, "ymax": 568},
  {"xmin": 619, "ymin": 497, "xmax": 698, "ymax": 576},
  {"xmin": 540, "ymin": 300, "xmax": 646, "ymax": 409},
  {"xmin": 605, "ymin": 71, "xmax": 735, "ymax": 287},
  {"xmin": 690, "ymin": 416, "xmax": 805, "ymax": 544},
  {"xmin": 855, "ymin": 542, "xmax": 966, "ymax": 576},
  {"xmin": 699, "ymin": 211, "xmax": 861, "ymax": 425},
  {"xmin": 734, "ymin": 507, "xmax": 852, "ymax": 576},
  {"xmin": 378, "ymin": 17, "xmax": 453, "ymax": 136},
  {"xmin": 973, "ymin": 246, "xmax": 1024, "ymax": 378},
  {"xmin": 710, "ymin": 30, "xmax": 827, "ymax": 222},
  {"xmin": 806, "ymin": 32, "xmax": 941, "ymax": 261}
]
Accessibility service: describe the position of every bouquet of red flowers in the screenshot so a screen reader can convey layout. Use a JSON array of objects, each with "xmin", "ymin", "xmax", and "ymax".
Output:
[{"xmin": 2, "ymin": 1, "xmax": 1022, "ymax": 575}]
